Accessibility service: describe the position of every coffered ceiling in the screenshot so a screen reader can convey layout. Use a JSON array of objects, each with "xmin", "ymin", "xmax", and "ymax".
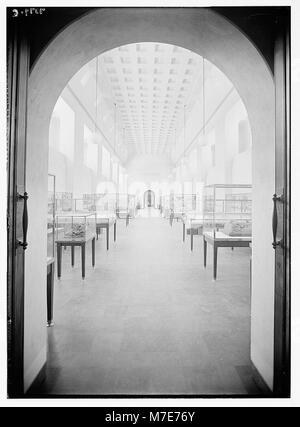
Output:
[{"xmin": 100, "ymin": 43, "xmax": 204, "ymax": 157}]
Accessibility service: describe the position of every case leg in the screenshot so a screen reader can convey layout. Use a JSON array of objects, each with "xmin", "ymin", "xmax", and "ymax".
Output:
[
  {"xmin": 57, "ymin": 244, "xmax": 62, "ymax": 278},
  {"xmin": 114, "ymin": 221, "xmax": 117, "ymax": 241},
  {"xmin": 81, "ymin": 243, "xmax": 86, "ymax": 279},
  {"xmin": 203, "ymin": 237, "xmax": 207, "ymax": 268},
  {"xmin": 47, "ymin": 262, "xmax": 54, "ymax": 327},
  {"xmin": 71, "ymin": 245, "xmax": 75, "ymax": 267},
  {"xmin": 106, "ymin": 225, "xmax": 109, "ymax": 250},
  {"xmin": 213, "ymin": 244, "xmax": 218, "ymax": 281},
  {"xmin": 92, "ymin": 238, "xmax": 95, "ymax": 267}
]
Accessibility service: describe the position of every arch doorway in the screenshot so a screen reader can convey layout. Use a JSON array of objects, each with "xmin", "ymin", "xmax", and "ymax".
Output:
[
  {"xmin": 8, "ymin": 7, "xmax": 290, "ymax": 396},
  {"xmin": 144, "ymin": 190, "xmax": 155, "ymax": 208}
]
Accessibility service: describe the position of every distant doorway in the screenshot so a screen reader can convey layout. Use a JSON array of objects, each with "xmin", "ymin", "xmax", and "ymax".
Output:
[{"xmin": 144, "ymin": 190, "xmax": 155, "ymax": 208}]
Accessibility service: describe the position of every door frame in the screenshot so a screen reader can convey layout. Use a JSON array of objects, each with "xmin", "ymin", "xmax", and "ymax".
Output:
[
  {"xmin": 7, "ymin": 20, "xmax": 30, "ymax": 397},
  {"xmin": 273, "ymin": 10, "xmax": 291, "ymax": 397},
  {"xmin": 6, "ymin": 7, "xmax": 291, "ymax": 397}
]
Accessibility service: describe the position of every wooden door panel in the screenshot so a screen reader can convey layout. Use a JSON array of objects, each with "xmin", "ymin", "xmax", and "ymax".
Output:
[
  {"xmin": 273, "ymin": 12, "xmax": 290, "ymax": 397},
  {"xmin": 7, "ymin": 22, "xmax": 29, "ymax": 396}
]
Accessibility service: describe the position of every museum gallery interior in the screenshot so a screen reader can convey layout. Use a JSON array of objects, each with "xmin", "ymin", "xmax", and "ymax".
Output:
[{"xmin": 7, "ymin": 8, "xmax": 290, "ymax": 397}]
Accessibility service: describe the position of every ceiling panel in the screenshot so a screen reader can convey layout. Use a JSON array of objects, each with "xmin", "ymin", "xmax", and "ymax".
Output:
[{"xmin": 100, "ymin": 42, "xmax": 203, "ymax": 156}]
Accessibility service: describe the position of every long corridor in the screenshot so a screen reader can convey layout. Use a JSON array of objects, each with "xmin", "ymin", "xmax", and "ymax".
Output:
[{"xmin": 38, "ymin": 210, "xmax": 261, "ymax": 396}]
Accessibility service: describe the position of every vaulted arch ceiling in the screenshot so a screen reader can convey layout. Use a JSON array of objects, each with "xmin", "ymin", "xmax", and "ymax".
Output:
[
  {"xmin": 99, "ymin": 43, "xmax": 203, "ymax": 157},
  {"xmin": 72, "ymin": 41, "xmax": 235, "ymax": 166}
]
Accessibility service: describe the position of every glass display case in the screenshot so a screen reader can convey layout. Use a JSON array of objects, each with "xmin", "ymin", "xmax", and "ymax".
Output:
[
  {"xmin": 172, "ymin": 194, "xmax": 184, "ymax": 215},
  {"xmin": 92, "ymin": 193, "xmax": 117, "ymax": 241},
  {"xmin": 183, "ymin": 194, "xmax": 197, "ymax": 213},
  {"xmin": 94, "ymin": 193, "xmax": 117, "ymax": 224},
  {"xmin": 182, "ymin": 194, "xmax": 204, "ymax": 250},
  {"xmin": 47, "ymin": 174, "xmax": 56, "ymax": 261},
  {"xmin": 95, "ymin": 193, "xmax": 117, "ymax": 214},
  {"xmin": 195, "ymin": 193, "xmax": 203, "ymax": 213},
  {"xmin": 74, "ymin": 198, "xmax": 96, "ymax": 213},
  {"xmin": 135, "ymin": 195, "xmax": 142, "ymax": 211},
  {"xmin": 82, "ymin": 193, "xmax": 106, "ymax": 211},
  {"xmin": 128, "ymin": 194, "xmax": 136, "ymax": 218},
  {"xmin": 158, "ymin": 195, "xmax": 163, "ymax": 213},
  {"xmin": 55, "ymin": 192, "xmax": 73, "ymax": 212},
  {"xmin": 117, "ymin": 193, "xmax": 128, "ymax": 215},
  {"xmin": 171, "ymin": 194, "xmax": 197, "ymax": 225},
  {"xmin": 116, "ymin": 193, "xmax": 136, "ymax": 218},
  {"xmin": 203, "ymin": 184, "xmax": 252, "ymax": 238},
  {"xmin": 184, "ymin": 194, "xmax": 203, "ymax": 226},
  {"xmin": 55, "ymin": 212, "xmax": 96, "ymax": 242},
  {"xmin": 171, "ymin": 193, "xmax": 196, "ymax": 215},
  {"xmin": 161, "ymin": 195, "xmax": 172, "ymax": 218},
  {"xmin": 81, "ymin": 194, "xmax": 96, "ymax": 212}
]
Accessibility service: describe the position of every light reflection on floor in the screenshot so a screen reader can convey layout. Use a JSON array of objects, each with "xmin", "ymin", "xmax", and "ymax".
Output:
[{"xmin": 137, "ymin": 207, "xmax": 161, "ymax": 218}]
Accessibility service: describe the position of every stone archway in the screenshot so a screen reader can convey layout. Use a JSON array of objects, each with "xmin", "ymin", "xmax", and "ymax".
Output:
[{"xmin": 25, "ymin": 7, "xmax": 275, "ymax": 392}]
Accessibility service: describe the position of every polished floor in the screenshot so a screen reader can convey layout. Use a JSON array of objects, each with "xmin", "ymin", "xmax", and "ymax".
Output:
[{"xmin": 36, "ymin": 208, "xmax": 262, "ymax": 396}]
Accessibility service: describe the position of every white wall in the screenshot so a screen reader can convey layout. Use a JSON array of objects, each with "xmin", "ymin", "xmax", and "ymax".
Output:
[
  {"xmin": 48, "ymin": 89, "xmax": 121, "ymax": 198},
  {"xmin": 126, "ymin": 154, "xmax": 173, "ymax": 182},
  {"xmin": 232, "ymin": 150, "xmax": 252, "ymax": 184},
  {"xmin": 177, "ymin": 92, "xmax": 252, "ymax": 188}
]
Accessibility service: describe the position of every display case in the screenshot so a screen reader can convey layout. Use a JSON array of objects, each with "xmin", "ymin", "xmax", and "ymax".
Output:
[
  {"xmin": 74, "ymin": 198, "xmax": 96, "ymax": 213},
  {"xmin": 47, "ymin": 174, "xmax": 56, "ymax": 261},
  {"xmin": 117, "ymin": 193, "xmax": 128, "ymax": 215},
  {"xmin": 95, "ymin": 208, "xmax": 117, "ymax": 249},
  {"xmin": 114, "ymin": 193, "xmax": 134, "ymax": 225},
  {"xmin": 158, "ymin": 195, "xmax": 163, "ymax": 213},
  {"xmin": 170, "ymin": 193, "xmax": 197, "ymax": 226},
  {"xmin": 161, "ymin": 195, "xmax": 171, "ymax": 218},
  {"xmin": 128, "ymin": 194, "xmax": 136, "ymax": 217},
  {"xmin": 184, "ymin": 194, "xmax": 203, "ymax": 227},
  {"xmin": 172, "ymin": 194, "xmax": 184, "ymax": 215},
  {"xmin": 94, "ymin": 194, "xmax": 117, "ymax": 222},
  {"xmin": 203, "ymin": 184, "xmax": 252, "ymax": 238},
  {"xmin": 136, "ymin": 195, "xmax": 142, "ymax": 211},
  {"xmin": 55, "ymin": 192, "xmax": 73, "ymax": 212},
  {"xmin": 183, "ymin": 194, "xmax": 197, "ymax": 213},
  {"xmin": 82, "ymin": 193, "xmax": 106, "ymax": 212},
  {"xmin": 182, "ymin": 194, "xmax": 202, "ymax": 221},
  {"xmin": 116, "ymin": 193, "xmax": 136, "ymax": 218},
  {"xmin": 55, "ymin": 212, "xmax": 96, "ymax": 242},
  {"xmin": 171, "ymin": 193, "xmax": 195, "ymax": 214},
  {"xmin": 183, "ymin": 196, "xmax": 204, "ymax": 250},
  {"xmin": 83, "ymin": 193, "xmax": 103, "ymax": 201},
  {"xmin": 95, "ymin": 210, "xmax": 116, "ymax": 222},
  {"xmin": 95, "ymin": 193, "xmax": 117, "ymax": 215}
]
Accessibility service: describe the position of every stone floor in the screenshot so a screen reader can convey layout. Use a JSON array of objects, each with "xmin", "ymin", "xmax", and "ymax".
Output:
[{"xmin": 34, "ymin": 208, "xmax": 263, "ymax": 396}]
